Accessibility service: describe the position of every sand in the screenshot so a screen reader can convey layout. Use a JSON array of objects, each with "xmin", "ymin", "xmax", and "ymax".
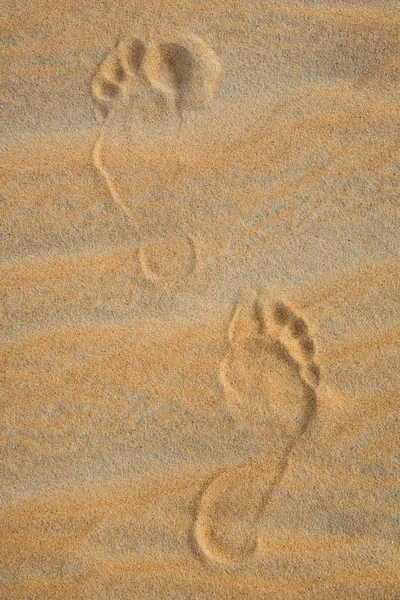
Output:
[{"xmin": 0, "ymin": 0, "xmax": 399, "ymax": 598}]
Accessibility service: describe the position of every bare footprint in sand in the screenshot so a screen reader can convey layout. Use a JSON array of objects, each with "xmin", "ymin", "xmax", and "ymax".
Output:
[
  {"xmin": 91, "ymin": 29, "xmax": 221, "ymax": 289},
  {"xmin": 194, "ymin": 290, "xmax": 319, "ymax": 567}
]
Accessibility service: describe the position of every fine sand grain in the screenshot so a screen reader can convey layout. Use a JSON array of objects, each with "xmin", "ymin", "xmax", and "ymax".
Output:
[{"xmin": 1, "ymin": 0, "xmax": 399, "ymax": 598}]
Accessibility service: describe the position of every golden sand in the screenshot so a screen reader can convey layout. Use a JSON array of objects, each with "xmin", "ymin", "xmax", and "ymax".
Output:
[{"xmin": 1, "ymin": 0, "xmax": 399, "ymax": 597}]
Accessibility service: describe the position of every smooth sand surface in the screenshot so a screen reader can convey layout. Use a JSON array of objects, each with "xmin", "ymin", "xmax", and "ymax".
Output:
[{"xmin": 1, "ymin": 0, "xmax": 399, "ymax": 598}]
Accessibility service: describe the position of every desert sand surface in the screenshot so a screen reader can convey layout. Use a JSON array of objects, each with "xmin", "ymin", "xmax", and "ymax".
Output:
[{"xmin": 1, "ymin": 0, "xmax": 400, "ymax": 598}]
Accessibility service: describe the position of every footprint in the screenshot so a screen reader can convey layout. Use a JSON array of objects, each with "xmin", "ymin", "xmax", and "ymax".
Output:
[
  {"xmin": 92, "ymin": 30, "xmax": 222, "ymax": 217},
  {"xmin": 91, "ymin": 29, "xmax": 221, "ymax": 288},
  {"xmin": 194, "ymin": 291, "xmax": 319, "ymax": 567}
]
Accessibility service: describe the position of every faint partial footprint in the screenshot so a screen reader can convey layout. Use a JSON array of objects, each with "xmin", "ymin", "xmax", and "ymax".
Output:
[
  {"xmin": 194, "ymin": 291, "xmax": 319, "ymax": 567},
  {"xmin": 91, "ymin": 29, "xmax": 221, "ymax": 288},
  {"xmin": 138, "ymin": 234, "xmax": 198, "ymax": 292},
  {"xmin": 356, "ymin": 58, "xmax": 400, "ymax": 98}
]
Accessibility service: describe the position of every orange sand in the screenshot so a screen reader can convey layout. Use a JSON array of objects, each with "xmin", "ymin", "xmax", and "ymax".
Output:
[{"xmin": 0, "ymin": 0, "xmax": 399, "ymax": 598}]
